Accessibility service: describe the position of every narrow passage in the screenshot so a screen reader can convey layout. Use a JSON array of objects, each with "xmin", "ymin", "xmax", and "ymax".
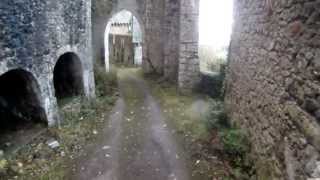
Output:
[{"xmin": 72, "ymin": 69, "xmax": 190, "ymax": 180}]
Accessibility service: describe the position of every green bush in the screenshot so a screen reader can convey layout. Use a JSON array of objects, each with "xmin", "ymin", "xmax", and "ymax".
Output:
[
  {"xmin": 205, "ymin": 102, "xmax": 249, "ymax": 154},
  {"xmin": 206, "ymin": 103, "xmax": 250, "ymax": 159},
  {"xmin": 205, "ymin": 100, "xmax": 253, "ymax": 178},
  {"xmin": 199, "ymin": 45, "xmax": 227, "ymax": 73},
  {"xmin": 219, "ymin": 129, "xmax": 249, "ymax": 157},
  {"xmin": 204, "ymin": 101, "xmax": 230, "ymax": 130}
]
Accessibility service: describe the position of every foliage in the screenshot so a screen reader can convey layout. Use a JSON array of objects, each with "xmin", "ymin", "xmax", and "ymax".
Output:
[
  {"xmin": 198, "ymin": 61, "xmax": 227, "ymax": 99},
  {"xmin": 219, "ymin": 129, "xmax": 249, "ymax": 157},
  {"xmin": 204, "ymin": 101, "xmax": 229, "ymax": 130},
  {"xmin": 199, "ymin": 45, "xmax": 227, "ymax": 73},
  {"xmin": 94, "ymin": 63, "xmax": 118, "ymax": 97},
  {"xmin": 205, "ymin": 100, "xmax": 254, "ymax": 179}
]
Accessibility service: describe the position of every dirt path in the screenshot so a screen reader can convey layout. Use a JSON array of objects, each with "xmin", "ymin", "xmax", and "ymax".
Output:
[{"xmin": 71, "ymin": 69, "xmax": 190, "ymax": 180}]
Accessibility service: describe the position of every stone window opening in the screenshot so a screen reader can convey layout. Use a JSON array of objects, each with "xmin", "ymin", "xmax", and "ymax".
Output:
[
  {"xmin": 0, "ymin": 69, "xmax": 47, "ymax": 150},
  {"xmin": 53, "ymin": 52, "xmax": 84, "ymax": 101}
]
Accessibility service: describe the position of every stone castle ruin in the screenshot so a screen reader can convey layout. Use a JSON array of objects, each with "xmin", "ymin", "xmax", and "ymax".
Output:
[{"xmin": 0, "ymin": 0, "xmax": 319, "ymax": 179}]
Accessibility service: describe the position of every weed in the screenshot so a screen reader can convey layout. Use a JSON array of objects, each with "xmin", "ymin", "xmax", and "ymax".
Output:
[
  {"xmin": 205, "ymin": 100, "xmax": 254, "ymax": 179},
  {"xmin": 219, "ymin": 129, "xmax": 249, "ymax": 158},
  {"xmin": 204, "ymin": 101, "xmax": 229, "ymax": 130},
  {"xmin": 205, "ymin": 102, "xmax": 249, "ymax": 159}
]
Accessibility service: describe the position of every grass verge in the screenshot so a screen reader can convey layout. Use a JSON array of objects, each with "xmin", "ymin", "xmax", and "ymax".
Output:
[{"xmin": 145, "ymin": 73, "xmax": 254, "ymax": 180}]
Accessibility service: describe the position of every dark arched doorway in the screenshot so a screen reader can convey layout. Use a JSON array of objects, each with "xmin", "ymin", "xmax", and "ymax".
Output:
[
  {"xmin": 0, "ymin": 69, "xmax": 47, "ymax": 150},
  {"xmin": 53, "ymin": 52, "xmax": 84, "ymax": 100}
]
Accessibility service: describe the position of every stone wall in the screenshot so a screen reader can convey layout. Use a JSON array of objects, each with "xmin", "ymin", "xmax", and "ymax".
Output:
[
  {"xmin": 225, "ymin": 0, "xmax": 320, "ymax": 179},
  {"xmin": 93, "ymin": 0, "xmax": 200, "ymax": 90},
  {"xmin": 0, "ymin": 0, "xmax": 94, "ymax": 126}
]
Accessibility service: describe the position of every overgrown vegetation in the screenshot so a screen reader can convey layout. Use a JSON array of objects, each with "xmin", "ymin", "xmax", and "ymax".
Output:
[
  {"xmin": 198, "ymin": 44, "xmax": 227, "ymax": 98},
  {"xmin": 205, "ymin": 101, "xmax": 254, "ymax": 179},
  {"xmin": 198, "ymin": 64, "xmax": 227, "ymax": 98},
  {"xmin": 199, "ymin": 45, "xmax": 227, "ymax": 73},
  {"xmin": 0, "ymin": 63, "xmax": 118, "ymax": 180},
  {"xmin": 146, "ymin": 58, "xmax": 253, "ymax": 179}
]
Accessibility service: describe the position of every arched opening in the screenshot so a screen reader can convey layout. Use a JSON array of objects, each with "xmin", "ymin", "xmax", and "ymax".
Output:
[
  {"xmin": 0, "ymin": 69, "xmax": 47, "ymax": 150},
  {"xmin": 53, "ymin": 52, "xmax": 84, "ymax": 101},
  {"xmin": 197, "ymin": 0, "xmax": 233, "ymax": 97},
  {"xmin": 104, "ymin": 10, "xmax": 143, "ymax": 71},
  {"xmin": 198, "ymin": 0, "xmax": 233, "ymax": 73}
]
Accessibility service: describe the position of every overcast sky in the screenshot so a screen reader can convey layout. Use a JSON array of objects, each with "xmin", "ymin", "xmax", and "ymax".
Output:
[{"xmin": 199, "ymin": 0, "xmax": 233, "ymax": 48}]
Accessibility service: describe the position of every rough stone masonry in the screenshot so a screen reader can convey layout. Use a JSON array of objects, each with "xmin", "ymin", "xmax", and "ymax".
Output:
[
  {"xmin": 225, "ymin": 0, "xmax": 320, "ymax": 179},
  {"xmin": 92, "ymin": 0, "xmax": 200, "ymax": 90},
  {"xmin": 0, "ymin": 0, "xmax": 95, "ymax": 126},
  {"xmin": 0, "ymin": 0, "xmax": 200, "ymax": 126}
]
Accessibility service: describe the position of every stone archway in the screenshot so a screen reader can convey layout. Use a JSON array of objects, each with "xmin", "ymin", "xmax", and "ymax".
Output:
[
  {"xmin": 53, "ymin": 52, "xmax": 84, "ymax": 100},
  {"xmin": 104, "ymin": 9, "xmax": 144, "ymax": 72},
  {"xmin": 0, "ymin": 69, "xmax": 47, "ymax": 148}
]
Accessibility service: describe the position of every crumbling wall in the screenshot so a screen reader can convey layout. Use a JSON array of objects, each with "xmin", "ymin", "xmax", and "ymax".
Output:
[
  {"xmin": 226, "ymin": 0, "xmax": 320, "ymax": 179},
  {"xmin": 0, "ymin": 0, "xmax": 94, "ymax": 126}
]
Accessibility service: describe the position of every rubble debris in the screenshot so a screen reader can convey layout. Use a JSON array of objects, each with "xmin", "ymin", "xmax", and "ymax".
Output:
[{"xmin": 47, "ymin": 140, "xmax": 60, "ymax": 149}]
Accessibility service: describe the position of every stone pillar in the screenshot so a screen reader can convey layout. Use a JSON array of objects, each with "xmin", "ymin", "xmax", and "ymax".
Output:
[
  {"xmin": 178, "ymin": 0, "xmax": 200, "ymax": 92},
  {"xmin": 163, "ymin": 0, "xmax": 180, "ymax": 81},
  {"xmin": 37, "ymin": 75, "xmax": 60, "ymax": 127}
]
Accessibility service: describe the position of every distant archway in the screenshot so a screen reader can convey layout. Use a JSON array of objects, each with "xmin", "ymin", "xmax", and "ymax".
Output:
[
  {"xmin": 53, "ymin": 52, "xmax": 84, "ymax": 100},
  {"xmin": 0, "ymin": 69, "xmax": 47, "ymax": 148},
  {"xmin": 104, "ymin": 10, "xmax": 144, "ymax": 71}
]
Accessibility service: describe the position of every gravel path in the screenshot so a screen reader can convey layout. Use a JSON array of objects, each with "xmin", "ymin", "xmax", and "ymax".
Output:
[{"xmin": 71, "ymin": 69, "xmax": 190, "ymax": 180}]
